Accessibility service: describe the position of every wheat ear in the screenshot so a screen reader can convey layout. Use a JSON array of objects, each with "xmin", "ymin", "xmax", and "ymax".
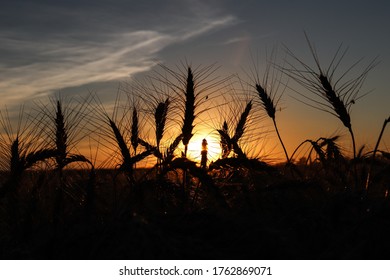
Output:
[
  {"xmin": 155, "ymin": 98, "xmax": 169, "ymax": 149},
  {"xmin": 182, "ymin": 67, "xmax": 195, "ymax": 157},
  {"xmin": 55, "ymin": 100, "xmax": 68, "ymax": 169},
  {"xmin": 131, "ymin": 107, "xmax": 139, "ymax": 155},
  {"xmin": 256, "ymin": 84, "xmax": 289, "ymax": 162},
  {"xmin": 109, "ymin": 118, "xmax": 132, "ymax": 171}
]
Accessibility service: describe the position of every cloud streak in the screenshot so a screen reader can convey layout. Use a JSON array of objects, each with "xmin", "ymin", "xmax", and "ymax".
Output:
[{"xmin": 0, "ymin": 1, "xmax": 237, "ymax": 104}]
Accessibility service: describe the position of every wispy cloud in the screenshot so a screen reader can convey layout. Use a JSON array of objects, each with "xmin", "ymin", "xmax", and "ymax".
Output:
[
  {"xmin": 179, "ymin": 15, "xmax": 237, "ymax": 40},
  {"xmin": 0, "ymin": 1, "xmax": 237, "ymax": 104},
  {"xmin": 0, "ymin": 31, "xmax": 168, "ymax": 102},
  {"xmin": 220, "ymin": 36, "xmax": 251, "ymax": 45}
]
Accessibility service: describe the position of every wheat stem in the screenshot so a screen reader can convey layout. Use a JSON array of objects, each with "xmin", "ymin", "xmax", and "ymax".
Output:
[
  {"xmin": 365, "ymin": 117, "xmax": 390, "ymax": 191},
  {"xmin": 273, "ymin": 118, "xmax": 289, "ymax": 163}
]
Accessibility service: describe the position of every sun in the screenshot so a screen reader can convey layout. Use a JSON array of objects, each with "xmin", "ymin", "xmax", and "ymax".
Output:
[{"xmin": 185, "ymin": 133, "xmax": 221, "ymax": 164}]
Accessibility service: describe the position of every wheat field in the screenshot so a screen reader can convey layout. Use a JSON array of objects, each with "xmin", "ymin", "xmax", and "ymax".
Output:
[{"xmin": 0, "ymin": 45, "xmax": 389, "ymax": 259}]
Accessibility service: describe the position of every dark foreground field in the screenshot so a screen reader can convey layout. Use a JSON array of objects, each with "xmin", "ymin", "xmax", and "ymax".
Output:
[{"xmin": 1, "ymin": 165, "xmax": 390, "ymax": 260}]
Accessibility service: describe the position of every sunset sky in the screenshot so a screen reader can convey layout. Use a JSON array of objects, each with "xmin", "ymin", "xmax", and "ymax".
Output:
[{"xmin": 1, "ymin": 0, "xmax": 389, "ymax": 164}]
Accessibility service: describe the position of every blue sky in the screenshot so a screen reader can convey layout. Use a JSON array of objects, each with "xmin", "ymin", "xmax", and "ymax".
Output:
[{"xmin": 1, "ymin": 0, "xmax": 389, "ymax": 161}]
